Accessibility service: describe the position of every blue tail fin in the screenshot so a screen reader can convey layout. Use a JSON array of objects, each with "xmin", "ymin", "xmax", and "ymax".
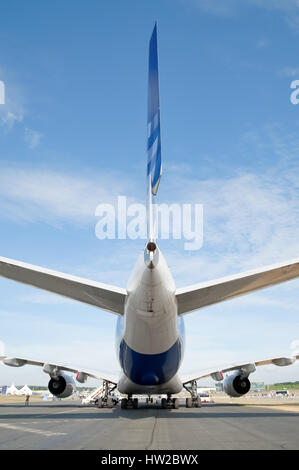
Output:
[
  {"xmin": 147, "ymin": 23, "xmax": 162, "ymax": 244},
  {"xmin": 147, "ymin": 23, "xmax": 162, "ymax": 196}
]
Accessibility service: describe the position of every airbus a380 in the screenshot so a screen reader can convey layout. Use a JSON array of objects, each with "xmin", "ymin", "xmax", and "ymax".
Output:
[{"xmin": 1, "ymin": 24, "xmax": 299, "ymax": 409}]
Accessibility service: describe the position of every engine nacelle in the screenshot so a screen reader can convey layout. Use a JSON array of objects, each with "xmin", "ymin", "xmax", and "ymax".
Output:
[
  {"xmin": 223, "ymin": 371, "xmax": 251, "ymax": 397},
  {"xmin": 48, "ymin": 373, "xmax": 76, "ymax": 398}
]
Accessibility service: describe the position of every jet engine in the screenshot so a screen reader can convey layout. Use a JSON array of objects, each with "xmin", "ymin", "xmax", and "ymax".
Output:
[
  {"xmin": 223, "ymin": 371, "xmax": 251, "ymax": 397},
  {"xmin": 48, "ymin": 373, "xmax": 76, "ymax": 398}
]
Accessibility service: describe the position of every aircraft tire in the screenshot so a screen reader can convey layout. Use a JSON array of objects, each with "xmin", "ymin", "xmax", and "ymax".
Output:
[
  {"xmin": 196, "ymin": 397, "xmax": 202, "ymax": 408},
  {"xmin": 173, "ymin": 398, "xmax": 179, "ymax": 409},
  {"xmin": 133, "ymin": 398, "xmax": 138, "ymax": 409},
  {"xmin": 186, "ymin": 397, "xmax": 192, "ymax": 408}
]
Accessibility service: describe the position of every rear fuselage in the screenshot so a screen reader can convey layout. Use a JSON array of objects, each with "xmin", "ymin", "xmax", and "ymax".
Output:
[{"xmin": 116, "ymin": 245, "xmax": 185, "ymax": 395}]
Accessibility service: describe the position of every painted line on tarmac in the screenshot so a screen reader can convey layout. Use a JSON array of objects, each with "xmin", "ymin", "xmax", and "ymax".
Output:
[
  {"xmin": 50, "ymin": 409, "xmax": 82, "ymax": 414},
  {"xmin": 0, "ymin": 423, "xmax": 67, "ymax": 437}
]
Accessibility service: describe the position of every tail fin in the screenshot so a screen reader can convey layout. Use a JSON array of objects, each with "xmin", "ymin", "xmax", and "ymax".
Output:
[{"xmin": 147, "ymin": 23, "xmax": 162, "ymax": 242}]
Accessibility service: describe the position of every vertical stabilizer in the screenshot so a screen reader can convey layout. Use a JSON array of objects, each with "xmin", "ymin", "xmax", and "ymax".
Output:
[{"xmin": 147, "ymin": 23, "xmax": 162, "ymax": 242}]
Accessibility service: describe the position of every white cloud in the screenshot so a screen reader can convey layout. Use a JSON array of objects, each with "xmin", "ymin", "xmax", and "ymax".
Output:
[
  {"xmin": 0, "ymin": 68, "xmax": 25, "ymax": 131},
  {"xmin": 164, "ymin": 168, "xmax": 299, "ymax": 285},
  {"xmin": 277, "ymin": 66, "xmax": 299, "ymax": 77},
  {"xmin": 0, "ymin": 308, "xmax": 119, "ymax": 385},
  {"xmin": 256, "ymin": 38, "xmax": 271, "ymax": 49},
  {"xmin": 19, "ymin": 293, "xmax": 76, "ymax": 305},
  {"xmin": 0, "ymin": 166, "xmax": 134, "ymax": 224},
  {"xmin": 0, "ymin": 67, "xmax": 42, "ymax": 148},
  {"xmin": 24, "ymin": 127, "xmax": 42, "ymax": 149},
  {"xmin": 189, "ymin": 0, "xmax": 299, "ymax": 32},
  {"xmin": 290, "ymin": 339, "xmax": 299, "ymax": 355},
  {"xmin": 0, "ymin": 340, "xmax": 5, "ymax": 356},
  {"xmin": 0, "ymin": 110, "xmax": 23, "ymax": 130}
]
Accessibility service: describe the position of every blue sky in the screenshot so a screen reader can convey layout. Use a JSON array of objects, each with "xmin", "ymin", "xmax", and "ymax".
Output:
[{"xmin": 1, "ymin": 0, "xmax": 299, "ymax": 386}]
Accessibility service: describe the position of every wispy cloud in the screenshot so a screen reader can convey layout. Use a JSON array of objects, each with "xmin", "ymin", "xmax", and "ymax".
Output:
[
  {"xmin": 161, "ymin": 124, "xmax": 299, "ymax": 285},
  {"xmin": 0, "ymin": 166, "xmax": 135, "ymax": 224},
  {"xmin": 189, "ymin": 0, "xmax": 299, "ymax": 32},
  {"xmin": 24, "ymin": 127, "xmax": 42, "ymax": 149},
  {"xmin": 0, "ymin": 67, "xmax": 42, "ymax": 149},
  {"xmin": 19, "ymin": 293, "xmax": 76, "ymax": 305},
  {"xmin": 0, "ymin": 68, "xmax": 25, "ymax": 131},
  {"xmin": 277, "ymin": 66, "xmax": 299, "ymax": 77},
  {"xmin": 0, "ymin": 309, "xmax": 119, "ymax": 385},
  {"xmin": 256, "ymin": 38, "xmax": 271, "ymax": 49}
]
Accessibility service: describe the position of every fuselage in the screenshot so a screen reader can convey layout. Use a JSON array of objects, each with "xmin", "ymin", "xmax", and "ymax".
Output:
[{"xmin": 116, "ymin": 244, "xmax": 185, "ymax": 395}]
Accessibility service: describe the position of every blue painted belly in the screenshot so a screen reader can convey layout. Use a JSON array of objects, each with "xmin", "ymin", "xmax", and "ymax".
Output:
[{"xmin": 119, "ymin": 339, "xmax": 182, "ymax": 386}]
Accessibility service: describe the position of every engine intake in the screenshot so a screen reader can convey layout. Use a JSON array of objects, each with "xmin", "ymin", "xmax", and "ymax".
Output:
[
  {"xmin": 224, "ymin": 371, "xmax": 251, "ymax": 397},
  {"xmin": 48, "ymin": 374, "xmax": 76, "ymax": 398}
]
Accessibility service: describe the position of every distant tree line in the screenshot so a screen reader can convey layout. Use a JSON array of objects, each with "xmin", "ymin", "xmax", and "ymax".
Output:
[{"xmin": 265, "ymin": 381, "xmax": 299, "ymax": 390}]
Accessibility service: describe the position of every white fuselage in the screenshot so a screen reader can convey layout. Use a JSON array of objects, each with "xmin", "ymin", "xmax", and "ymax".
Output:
[{"xmin": 116, "ymin": 245, "xmax": 185, "ymax": 395}]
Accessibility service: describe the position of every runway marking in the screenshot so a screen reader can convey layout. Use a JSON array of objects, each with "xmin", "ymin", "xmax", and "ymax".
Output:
[
  {"xmin": 0, "ymin": 423, "xmax": 67, "ymax": 437},
  {"xmin": 51, "ymin": 409, "xmax": 82, "ymax": 414}
]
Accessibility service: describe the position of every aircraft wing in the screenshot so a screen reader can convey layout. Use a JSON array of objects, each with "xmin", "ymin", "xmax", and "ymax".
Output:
[
  {"xmin": 176, "ymin": 257, "xmax": 299, "ymax": 315},
  {"xmin": 1, "ymin": 355, "xmax": 119, "ymax": 385},
  {"xmin": 0, "ymin": 255, "xmax": 127, "ymax": 315},
  {"xmin": 181, "ymin": 354, "xmax": 299, "ymax": 385}
]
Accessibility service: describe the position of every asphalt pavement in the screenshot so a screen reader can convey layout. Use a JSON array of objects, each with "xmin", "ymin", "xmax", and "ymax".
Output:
[{"xmin": 0, "ymin": 400, "xmax": 298, "ymax": 450}]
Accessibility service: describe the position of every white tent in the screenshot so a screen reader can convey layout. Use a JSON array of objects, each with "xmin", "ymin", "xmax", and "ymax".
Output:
[
  {"xmin": 19, "ymin": 385, "xmax": 32, "ymax": 396},
  {"xmin": 6, "ymin": 384, "xmax": 21, "ymax": 395}
]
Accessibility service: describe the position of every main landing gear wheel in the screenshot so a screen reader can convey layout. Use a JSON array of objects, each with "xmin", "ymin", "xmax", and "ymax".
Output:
[
  {"xmin": 196, "ymin": 396, "xmax": 202, "ymax": 408},
  {"xmin": 186, "ymin": 397, "xmax": 192, "ymax": 408},
  {"xmin": 173, "ymin": 398, "xmax": 179, "ymax": 409},
  {"xmin": 121, "ymin": 396, "xmax": 138, "ymax": 409},
  {"xmin": 133, "ymin": 398, "xmax": 138, "ymax": 409},
  {"xmin": 184, "ymin": 380, "xmax": 202, "ymax": 408},
  {"xmin": 121, "ymin": 398, "xmax": 128, "ymax": 409},
  {"xmin": 161, "ymin": 396, "xmax": 179, "ymax": 409},
  {"xmin": 186, "ymin": 397, "xmax": 201, "ymax": 408}
]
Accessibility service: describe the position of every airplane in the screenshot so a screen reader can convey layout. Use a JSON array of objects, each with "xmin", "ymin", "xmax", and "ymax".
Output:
[{"xmin": 1, "ymin": 23, "xmax": 299, "ymax": 409}]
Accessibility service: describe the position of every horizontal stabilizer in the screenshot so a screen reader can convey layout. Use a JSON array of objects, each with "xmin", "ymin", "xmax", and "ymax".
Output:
[
  {"xmin": 0, "ymin": 255, "xmax": 126, "ymax": 315},
  {"xmin": 176, "ymin": 257, "xmax": 299, "ymax": 315}
]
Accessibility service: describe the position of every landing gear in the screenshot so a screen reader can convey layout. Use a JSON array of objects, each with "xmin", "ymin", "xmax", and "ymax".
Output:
[
  {"xmin": 121, "ymin": 398, "xmax": 128, "ymax": 409},
  {"xmin": 161, "ymin": 394, "xmax": 179, "ymax": 409},
  {"xmin": 97, "ymin": 380, "xmax": 117, "ymax": 408},
  {"xmin": 184, "ymin": 380, "xmax": 202, "ymax": 408},
  {"xmin": 121, "ymin": 395, "xmax": 138, "ymax": 409}
]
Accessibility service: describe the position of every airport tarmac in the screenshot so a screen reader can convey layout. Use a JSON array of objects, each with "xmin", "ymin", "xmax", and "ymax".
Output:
[{"xmin": 0, "ymin": 399, "xmax": 299, "ymax": 450}]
